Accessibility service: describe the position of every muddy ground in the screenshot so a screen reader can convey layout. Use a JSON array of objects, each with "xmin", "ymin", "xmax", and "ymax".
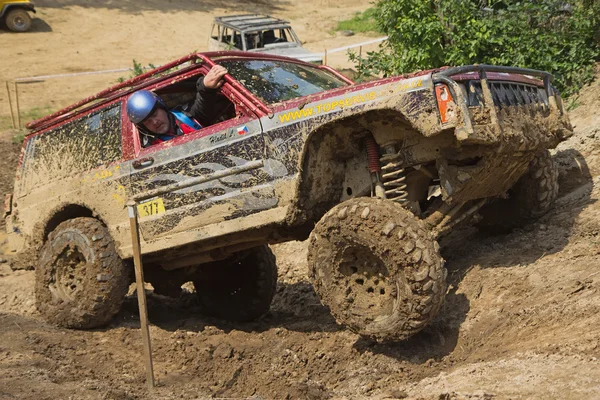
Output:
[{"xmin": 1, "ymin": 2, "xmax": 600, "ymax": 399}]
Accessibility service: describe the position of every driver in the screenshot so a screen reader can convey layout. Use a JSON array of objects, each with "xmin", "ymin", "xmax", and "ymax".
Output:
[{"xmin": 126, "ymin": 65, "xmax": 228, "ymax": 147}]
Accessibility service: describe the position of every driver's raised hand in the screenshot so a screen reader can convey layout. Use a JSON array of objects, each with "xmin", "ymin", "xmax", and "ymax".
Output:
[{"xmin": 204, "ymin": 65, "xmax": 228, "ymax": 89}]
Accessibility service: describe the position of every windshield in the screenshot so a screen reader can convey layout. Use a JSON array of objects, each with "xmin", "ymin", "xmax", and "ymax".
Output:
[{"xmin": 220, "ymin": 59, "xmax": 348, "ymax": 104}]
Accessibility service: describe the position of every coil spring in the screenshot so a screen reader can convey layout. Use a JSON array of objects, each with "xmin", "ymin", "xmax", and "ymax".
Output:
[{"xmin": 381, "ymin": 159, "xmax": 409, "ymax": 204}]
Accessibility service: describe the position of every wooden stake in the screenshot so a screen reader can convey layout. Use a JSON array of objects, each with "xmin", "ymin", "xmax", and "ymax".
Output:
[
  {"xmin": 127, "ymin": 201, "xmax": 155, "ymax": 389},
  {"xmin": 6, "ymin": 81, "xmax": 16, "ymax": 129},
  {"xmin": 14, "ymin": 81, "xmax": 21, "ymax": 129}
]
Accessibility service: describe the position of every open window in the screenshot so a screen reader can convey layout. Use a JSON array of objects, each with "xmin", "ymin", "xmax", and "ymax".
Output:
[
  {"xmin": 262, "ymin": 28, "xmax": 295, "ymax": 46},
  {"xmin": 233, "ymin": 32, "xmax": 244, "ymax": 50},
  {"xmin": 129, "ymin": 73, "xmax": 240, "ymax": 150},
  {"xmin": 245, "ymin": 32, "xmax": 261, "ymax": 50},
  {"xmin": 220, "ymin": 27, "xmax": 233, "ymax": 47},
  {"xmin": 155, "ymin": 74, "xmax": 236, "ymax": 125}
]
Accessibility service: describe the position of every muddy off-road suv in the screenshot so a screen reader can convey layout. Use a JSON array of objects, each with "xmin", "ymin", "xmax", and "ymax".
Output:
[{"xmin": 5, "ymin": 52, "xmax": 571, "ymax": 341}]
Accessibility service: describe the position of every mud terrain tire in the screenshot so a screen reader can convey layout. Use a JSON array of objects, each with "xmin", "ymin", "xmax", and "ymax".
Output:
[
  {"xmin": 5, "ymin": 9, "xmax": 32, "ymax": 32},
  {"xmin": 479, "ymin": 149, "xmax": 559, "ymax": 231},
  {"xmin": 36, "ymin": 218, "xmax": 130, "ymax": 329},
  {"xmin": 308, "ymin": 197, "xmax": 446, "ymax": 342},
  {"xmin": 193, "ymin": 245, "xmax": 277, "ymax": 322}
]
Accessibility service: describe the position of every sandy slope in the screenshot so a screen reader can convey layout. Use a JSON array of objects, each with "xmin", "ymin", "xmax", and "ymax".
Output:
[{"xmin": 1, "ymin": 2, "xmax": 600, "ymax": 399}]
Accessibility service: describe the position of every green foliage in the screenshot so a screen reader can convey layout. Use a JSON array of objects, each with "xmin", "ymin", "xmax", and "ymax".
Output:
[
  {"xmin": 116, "ymin": 59, "xmax": 156, "ymax": 83},
  {"xmin": 12, "ymin": 131, "xmax": 26, "ymax": 144},
  {"xmin": 22, "ymin": 105, "xmax": 54, "ymax": 122},
  {"xmin": 335, "ymin": 8, "xmax": 381, "ymax": 33},
  {"xmin": 131, "ymin": 59, "xmax": 145, "ymax": 76},
  {"xmin": 350, "ymin": 0, "xmax": 600, "ymax": 97}
]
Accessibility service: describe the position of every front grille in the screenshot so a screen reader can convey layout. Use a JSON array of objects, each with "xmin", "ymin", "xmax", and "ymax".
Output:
[{"xmin": 465, "ymin": 80, "xmax": 549, "ymax": 109}]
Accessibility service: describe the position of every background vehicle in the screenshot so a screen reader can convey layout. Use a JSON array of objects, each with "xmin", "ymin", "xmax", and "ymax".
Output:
[
  {"xmin": 0, "ymin": 0, "xmax": 35, "ymax": 32},
  {"xmin": 209, "ymin": 14, "xmax": 323, "ymax": 64},
  {"xmin": 5, "ymin": 52, "xmax": 572, "ymax": 341}
]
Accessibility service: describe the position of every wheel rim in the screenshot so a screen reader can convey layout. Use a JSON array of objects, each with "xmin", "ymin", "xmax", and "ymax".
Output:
[
  {"xmin": 338, "ymin": 244, "xmax": 393, "ymax": 319},
  {"xmin": 13, "ymin": 16, "xmax": 26, "ymax": 30},
  {"xmin": 49, "ymin": 245, "xmax": 86, "ymax": 301}
]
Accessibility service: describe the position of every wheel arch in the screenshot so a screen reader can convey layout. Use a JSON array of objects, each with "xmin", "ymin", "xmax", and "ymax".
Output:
[
  {"xmin": 11, "ymin": 202, "xmax": 114, "ymax": 275},
  {"xmin": 1, "ymin": 4, "xmax": 35, "ymax": 18},
  {"xmin": 286, "ymin": 107, "xmax": 421, "ymax": 228},
  {"xmin": 40, "ymin": 203, "xmax": 107, "ymax": 243}
]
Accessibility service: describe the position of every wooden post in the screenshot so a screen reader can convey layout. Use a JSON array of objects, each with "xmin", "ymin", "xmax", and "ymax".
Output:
[
  {"xmin": 324, "ymin": 49, "xmax": 328, "ymax": 66},
  {"xmin": 14, "ymin": 81, "xmax": 21, "ymax": 129},
  {"xmin": 359, "ymin": 45, "xmax": 362, "ymax": 58},
  {"xmin": 127, "ymin": 201, "xmax": 155, "ymax": 389},
  {"xmin": 6, "ymin": 81, "xmax": 16, "ymax": 129}
]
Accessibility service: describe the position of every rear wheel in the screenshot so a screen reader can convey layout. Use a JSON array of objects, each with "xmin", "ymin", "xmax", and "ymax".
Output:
[
  {"xmin": 5, "ymin": 9, "xmax": 32, "ymax": 32},
  {"xmin": 479, "ymin": 149, "xmax": 559, "ymax": 231},
  {"xmin": 193, "ymin": 245, "xmax": 277, "ymax": 322},
  {"xmin": 36, "ymin": 218, "xmax": 130, "ymax": 329},
  {"xmin": 308, "ymin": 197, "xmax": 446, "ymax": 342}
]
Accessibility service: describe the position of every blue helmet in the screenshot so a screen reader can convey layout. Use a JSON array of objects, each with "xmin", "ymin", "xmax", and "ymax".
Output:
[{"xmin": 126, "ymin": 90, "xmax": 165, "ymax": 124}]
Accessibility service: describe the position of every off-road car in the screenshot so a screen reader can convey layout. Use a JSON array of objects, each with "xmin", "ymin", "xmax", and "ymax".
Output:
[
  {"xmin": 5, "ymin": 52, "xmax": 572, "ymax": 341},
  {"xmin": 0, "ymin": 0, "xmax": 35, "ymax": 32},
  {"xmin": 209, "ymin": 14, "xmax": 323, "ymax": 64}
]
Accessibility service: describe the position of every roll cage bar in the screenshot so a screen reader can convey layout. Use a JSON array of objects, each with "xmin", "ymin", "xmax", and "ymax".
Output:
[{"xmin": 26, "ymin": 51, "xmax": 353, "ymax": 133}]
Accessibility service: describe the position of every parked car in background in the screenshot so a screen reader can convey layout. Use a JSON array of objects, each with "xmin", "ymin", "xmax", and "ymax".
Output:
[
  {"xmin": 0, "ymin": 0, "xmax": 35, "ymax": 32},
  {"xmin": 209, "ymin": 14, "xmax": 323, "ymax": 64}
]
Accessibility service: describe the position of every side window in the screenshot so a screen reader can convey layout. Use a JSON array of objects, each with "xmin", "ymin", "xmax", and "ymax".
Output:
[
  {"xmin": 21, "ymin": 104, "xmax": 122, "ymax": 190},
  {"xmin": 262, "ymin": 29, "xmax": 276, "ymax": 45},
  {"xmin": 89, "ymin": 105, "xmax": 122, "ymax": 164},
  {"xmin": 281, "ymin": 28, "xmax": 292, "ymax": 43},
  {"xmin": 221, "ymin": 27, "xmax": 231, "ymax": 45},
  {"xmin": 233, "ymin": 31, "xmax": 243, "ymax": 50},
  {"xmin": 262, "ymin": 29, "xmax": 291, "ymax": 45},
  {"xmin": 245, "ymin": 32, "xmax": 260, "ymax": 49},
  {"xmin": 136, "ymin": 76, "xmax": 237, "ymax": 149}
]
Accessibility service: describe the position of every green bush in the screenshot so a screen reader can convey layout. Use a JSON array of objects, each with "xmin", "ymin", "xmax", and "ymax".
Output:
[
  {"xmin": 335, "ymin": 8, "xmax": 381, "ymax": 33},
  {"xmin": 117, "ymin": 59, "xmax": 156, "ymax": 83},
  {"xmin": 350, "ymin": 0, "xmax": 600, "ymax": 97}
]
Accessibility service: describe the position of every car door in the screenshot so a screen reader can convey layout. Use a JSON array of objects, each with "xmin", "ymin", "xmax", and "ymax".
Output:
[{"xmin": 126, "ymin": 70, "xmax": 282, "ymax": 242}]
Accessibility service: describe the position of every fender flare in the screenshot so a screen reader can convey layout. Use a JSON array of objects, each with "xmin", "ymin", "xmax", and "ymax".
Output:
[
  {"xmin": 0, "ymin": 4, "xmax": 36, "ymax": 19},
  {"xmin": 284, "ymin": 106, "xmax": 421, "ymax": 227}
]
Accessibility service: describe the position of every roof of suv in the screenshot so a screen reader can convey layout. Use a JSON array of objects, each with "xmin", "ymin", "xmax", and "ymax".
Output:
[
  {"xmin": 25, "ymin": 51, "xmax": 320, "ymax": 133},
  {"xmin": 213, "ymin": 14, "xmax": 292, "ymax": 32}
]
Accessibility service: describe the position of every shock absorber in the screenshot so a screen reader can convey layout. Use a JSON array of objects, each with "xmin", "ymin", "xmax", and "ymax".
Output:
[
  {"xmin": 380, "ymin": 145, "xmax": 410, "ymax": 205},
  {"xmin": 365, "ymin": 135, "xmax": 386, "ymax": 199}
]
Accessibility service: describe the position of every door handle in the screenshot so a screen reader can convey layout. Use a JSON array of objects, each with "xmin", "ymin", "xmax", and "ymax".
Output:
[{"xmin": 132, "ymin": 158, "xmax": 154, "ymax": 169}]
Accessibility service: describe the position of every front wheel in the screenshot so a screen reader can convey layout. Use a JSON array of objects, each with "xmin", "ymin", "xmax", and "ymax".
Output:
[
  {"xmin": 193, "ymin": 245, "xmax": 278, "ymax": 322},
  {"xmin": 36, "ymin": 218, "xmax": 130, "ymax": 329},
  {"xmin": 308, "ymin": 198, "xmax": 446, "ymax": 342},
  {"xmin": 5, "ymin": 9, "xmax": 32, "ymax": 32},
  {"xmin": 479, "ymin": 149, "xmax": 559, "ymax": 231}
]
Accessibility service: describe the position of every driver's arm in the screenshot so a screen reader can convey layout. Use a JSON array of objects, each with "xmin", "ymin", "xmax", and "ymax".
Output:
[{"xmin": 189, "ymin": 66, "xmax": 228, "ymax": 127}]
